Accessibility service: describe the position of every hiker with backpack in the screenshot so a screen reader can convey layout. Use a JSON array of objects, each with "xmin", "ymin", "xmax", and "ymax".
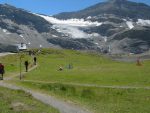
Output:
[
  {"xmin": 0, "ymin": 63, "xmax": 5, "ymax": 80},
  {"xmin": 33, "ymin": 56, "xmax": 37, "ymax": 65},
  {"xmin": 24, "ymin": 60, "xmax": 29, "ymax": 72}
]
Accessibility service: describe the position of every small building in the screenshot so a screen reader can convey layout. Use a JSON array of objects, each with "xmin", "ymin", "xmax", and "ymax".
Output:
[{"xmin": 15, "ymin": 43, "xmax": 27, "ymax": 51}]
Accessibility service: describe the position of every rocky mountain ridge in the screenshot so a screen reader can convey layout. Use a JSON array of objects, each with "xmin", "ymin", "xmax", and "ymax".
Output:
[{"xmin": 0, "ymin": 0, "xmax": 150, "ymax": 54}]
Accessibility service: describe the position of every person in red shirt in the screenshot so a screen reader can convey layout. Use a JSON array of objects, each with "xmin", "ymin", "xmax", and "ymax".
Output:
[{"xmin": 0, "ymin": 63, "xmax": 5, "ymax": 80}]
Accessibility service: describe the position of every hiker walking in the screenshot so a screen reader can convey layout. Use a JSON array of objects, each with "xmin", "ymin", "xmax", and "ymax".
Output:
[
  {"xmin": 33, "ymin": 56, "xmax": 37, "ymax": 65},
  {"xmin": 0, "ymin": 63, "xmax": 5, "ymax": 80},
  {"xmin": 24, "ymin": 60, "xmax": 29, "ymax": 72}
]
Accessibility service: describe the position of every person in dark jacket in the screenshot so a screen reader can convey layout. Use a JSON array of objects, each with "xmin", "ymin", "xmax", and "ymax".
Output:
[
  {"xmin": 0, "ymin": 63, "xmax": 5, "ymax": 80},
  {"xmin": 24, "ymin": 61, "xmax": 29, "ymax": 72},
  {"xmin": 33, "ymin": 56, "xmax": 37, "ymax": 65}
]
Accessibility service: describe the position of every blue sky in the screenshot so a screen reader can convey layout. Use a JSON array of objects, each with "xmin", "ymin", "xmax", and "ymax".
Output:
[{"xmin": 0, "ymin": 0, "xmax": 150, "ymax": 15}]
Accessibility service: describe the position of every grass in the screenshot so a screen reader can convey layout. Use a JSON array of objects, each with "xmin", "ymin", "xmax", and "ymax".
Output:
[
  {"xmin": 22, "ymin": 49, "xmax": 150, "ymax": 86},
  {"xmin": 1, "ymin": 48, "xmax": 150, "ymax": 113},
  {"xmin": 0, "ymin": 52, "xmax": 34, "ymax": 78},
  {"xmin": 0, "ymin": 86, "xmax": 59, "ymax": 113},
  {"xmin": 13, "ymin": 81, "xmax": 150, "ymax": 113}
]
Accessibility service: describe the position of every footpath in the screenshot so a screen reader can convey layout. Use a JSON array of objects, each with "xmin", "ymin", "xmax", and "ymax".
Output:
[{"xmin": 0, "ymin": 65, "xmax": 91, "ymax": 113}]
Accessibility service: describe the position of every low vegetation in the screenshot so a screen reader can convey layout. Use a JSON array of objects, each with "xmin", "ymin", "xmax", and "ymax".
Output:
[
  {"xmin": 0, "ymin": 86, "xmax": 59, "ymax": 113},
  {"xmin": 1, "ymin": 48, "xmax": 150, "ymax": 113},
  {"xmin": 13, "ymin": 81, "xmax": 150, "ymax": 113},
  {"xmin": 21, "ymin": 49, "xmax": 150, "ymax": 86}
]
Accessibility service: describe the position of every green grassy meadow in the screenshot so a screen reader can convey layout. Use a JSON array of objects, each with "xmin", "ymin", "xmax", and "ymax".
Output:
[
  {"xmin": 22, "ymin": 49, "xmax": 150, "ymax": 86},
  {"xmin": 0, "ymin": 86, "xmax": 59, "ymax": 113},
  {"xmin": 1, "ymin": 48, "xmax": 150, "ymax": 113},
  {"xmin": 0, "ymin": 53, "xmax": 33, "ymax": 77},
  {"xmin": 14, "ymin": 81, "xmax": 150, "ymax": 113}
]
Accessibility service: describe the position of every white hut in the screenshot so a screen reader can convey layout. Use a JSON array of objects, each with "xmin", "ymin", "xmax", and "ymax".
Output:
[{"xmin": 15, "ymin": 43, "xmax": 27, "ymax": 51}]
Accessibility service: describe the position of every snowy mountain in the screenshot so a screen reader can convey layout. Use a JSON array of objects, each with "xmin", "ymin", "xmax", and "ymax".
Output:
[
  {"xmin": 0, "ymin": 4, "xmax": 99, "ymax": 52},
  {"xmin": 55, "ymin": 0, "xmax": 150, "ymax": 20},
  {"xmin": 1, "ymin": 0, "xmax": 150, "ymax": 54},
  {"xmin": 53, "ymin": 0, "xmax": 150, "ymax": 54},
  {"xmin": 0, "ymin": 4, "xmax": 52, "ymax": 51}
]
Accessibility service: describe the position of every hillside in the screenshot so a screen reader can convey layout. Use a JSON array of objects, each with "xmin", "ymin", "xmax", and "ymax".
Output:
[
  {"xmin": 55, "ymin": 0, "xmax": 150, "ymax": 19},
  {"xmin": 1, "ymin": 48, "xmax": 150, "ymax": 113},
  {"xmin": 54, "ymin": 0, "xmax": 150, "ymax": 54},
  {"xmin": 1, "ymin": 0, "xmax": 150, "ymax": 54}
]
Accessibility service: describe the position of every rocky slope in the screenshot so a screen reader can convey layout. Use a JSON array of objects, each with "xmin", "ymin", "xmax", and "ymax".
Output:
[
  {"xmin": 1, "ymin": 0, "xmax": 150, "ymax": 54},
  {"xmin": 0, "ymin": 4, "xmax": 98, "ymax": 52},
  {"xmin": 54, "ymin": 0, "xmax": 150, "ymax": 54}
]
